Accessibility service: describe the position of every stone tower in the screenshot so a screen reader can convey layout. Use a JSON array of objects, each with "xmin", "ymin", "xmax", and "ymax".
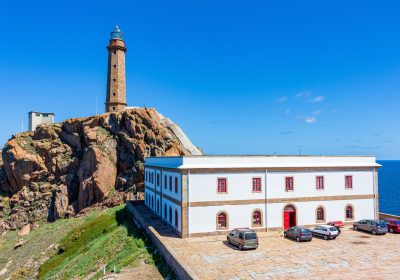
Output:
[{"xmin": 105, "ymin": 26, "xmax": 127, "ymax": 112}]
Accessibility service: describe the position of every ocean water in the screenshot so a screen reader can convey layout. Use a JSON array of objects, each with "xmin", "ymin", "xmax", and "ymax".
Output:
[{"xmin": 378, "ymin": 160, "xmax": 400, "ymax": 216}]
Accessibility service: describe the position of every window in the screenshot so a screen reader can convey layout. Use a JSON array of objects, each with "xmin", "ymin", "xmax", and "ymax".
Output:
[
  {"xmin": 113, "ymin": 92, "xmax": 116, "ymax": 97},
  {"xmin": 157, "ymin": 174, "xmax": 160, "ymax": 186},
  {"xmin": 285, "ymin": 177, "xmax": 294, "ymax": 191},
  {"xmin": 316, "ymin": 206, "xmax": 325, "ymax": 222},
  {"xmin": 216, "ymin": 212, "xmax": 228, "ymax": 229},
  {"xmin": 156, "ymin": 200, "xmax": 159, "ymax": 213},
  {"xmin": 175, "ymin": 177, "xmax": 178, "ymax": 193},
  {"xmin": 345, "ymin": 205, "xmax": 354, "ymax": 220},
  {"xmin": 112, "ymin": 106, "xmax": 116, "ymax": 111},
  {"xmin": 43, "ymin": 113, "xmax": 48, "ymax": 117},
  {"xmin": 217, "ymin": 178, "xmax": 227, "ymax": 193},
  {"xmin": 113, "ymin": 78, "xmax": 116, "ymax": 82},
  {"xmin": 175, "ymin": 209, "xmax": 178, "ymax": 228},
  {"xmin": 252, "ymin": 210, "xmax": 262, "ymax": 227},
  {"xmin": 169, "ymin": 176, "xmax": 172, "ymax": 191},
  {"xmin": 113, "ymin": 64, "xmax": 116, "ymax": 68},
  {"xmin": 164, "ymin": 175, "xmax": 167, "ymax": 189},
  {"xmin": 316, "ymin": 176, "xmax": 324, "ymax": 190},
  {"xmin": 345, "ymin": 176, "xmax": 353, "ymax": 189},
  {"xmin": 113, "ymin": 50, "xmax": 116, "ymax": 54},
  {"xmin": 252, "ymin": 178, "xmax": 261, "ymax": 192},
  {"xmin": 169, "ymin": 206, "xmax": 172, "ymax": 224},
  {"xmin": 164, "ymin": 203, "xmax": 167, "ymax": 219},
  {"xmin": 35, "ymin": 113, "xmax": 40, "ymax": 117}
]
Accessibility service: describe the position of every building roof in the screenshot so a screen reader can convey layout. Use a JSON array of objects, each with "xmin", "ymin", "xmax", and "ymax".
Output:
[
  {"xmin": 28, "ymin": 111, "xmax": 55, "ymax": 115},
  {"xmin": 144, "ymin": 155, "xmax": 381, "ymax": 169}
]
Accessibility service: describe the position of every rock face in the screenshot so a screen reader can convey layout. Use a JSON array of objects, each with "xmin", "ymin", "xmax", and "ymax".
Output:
[{"xmin": 0, "ymin": 108, "xmax": 202, "ymax": 230}]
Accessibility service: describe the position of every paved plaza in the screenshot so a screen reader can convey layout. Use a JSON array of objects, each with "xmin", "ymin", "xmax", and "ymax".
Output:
[{"xmin": 130, "ymin": 204, "xmax": 400, "ymax": 280}]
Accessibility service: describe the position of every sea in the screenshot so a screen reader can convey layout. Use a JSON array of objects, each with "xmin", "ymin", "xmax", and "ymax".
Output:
[{"xmin": 378, "ymin": 160, "xmax": 400, "ymax": 216}]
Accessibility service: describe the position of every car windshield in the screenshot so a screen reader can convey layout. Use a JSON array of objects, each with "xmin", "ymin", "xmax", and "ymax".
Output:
[
  {"xmin": 301, "ymin": 228, "xmax": 311, "ymax": 233},
  {"xmin": 244, "ymin": 232, "xmax": 257, "ymax": 240},
  {"xmin": 329, "ymin": 227, "xmax": 337, "ymax": 231},
  {"xmin": 378, "ymin": 221, "xmax": 387, "ymax": 227}
]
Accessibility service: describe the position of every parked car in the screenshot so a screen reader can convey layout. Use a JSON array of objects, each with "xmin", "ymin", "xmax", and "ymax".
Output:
[
  {"xmin": 327, "ymin": 220, "xmax": 344, "ymax": 234},
  {"xmin": 384, "ymin": 218, "xmax": 400, "ymax": 233},
  {"xmin": 310, "ymin": 225, "xmax": 339, "ymax": 240},
  {"xmin": 227, "ymin": 228, "xmax": 258, "ymax": 250},
  {"xmin": 284, "ymin": 226, "xmax": 313, "ymax": 242},
  {"xmin": 353, "ymin": 219, "xmax": 388, "ymax": 235}
]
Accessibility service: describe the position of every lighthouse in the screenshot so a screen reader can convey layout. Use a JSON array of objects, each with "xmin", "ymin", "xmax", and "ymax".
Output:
[{"xmin": 105, "ymin": 26, "xmax": 127, "ymax": 112}]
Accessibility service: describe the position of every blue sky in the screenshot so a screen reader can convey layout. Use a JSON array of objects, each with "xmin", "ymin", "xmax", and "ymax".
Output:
[{"xmin": 0, "ymin": 1, "xmax": 399, "ymax": 159}]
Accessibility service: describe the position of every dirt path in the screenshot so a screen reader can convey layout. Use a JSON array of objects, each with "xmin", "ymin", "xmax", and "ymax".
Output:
[{"xmin": 115, "ymin": 260, "xmax": 163, "ymax": 280}]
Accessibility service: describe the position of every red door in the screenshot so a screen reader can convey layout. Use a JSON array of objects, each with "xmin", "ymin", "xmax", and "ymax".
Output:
[{"xmin": 284, "ymin": 212, "xmax": 290, "ymax": 230}]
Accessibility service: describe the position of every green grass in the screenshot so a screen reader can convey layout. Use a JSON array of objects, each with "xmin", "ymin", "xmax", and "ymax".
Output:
[{"xmin": 38, "ymin": 205, "xmax": 175, "ymax": 280}]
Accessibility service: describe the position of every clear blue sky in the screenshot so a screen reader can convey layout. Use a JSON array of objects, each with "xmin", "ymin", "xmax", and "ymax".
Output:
[{"xmin": 0, "ymin": 1, "xmax": 399, "ymax": 159}]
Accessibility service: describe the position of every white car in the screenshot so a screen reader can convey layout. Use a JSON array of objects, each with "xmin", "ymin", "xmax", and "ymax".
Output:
[{"xmin": 310, "ymin": 225, "xmax": 339, "ymax": 240}]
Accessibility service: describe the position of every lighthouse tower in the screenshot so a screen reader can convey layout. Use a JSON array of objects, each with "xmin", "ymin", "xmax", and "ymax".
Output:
[{"xmin": 105, "ymin": 26, "xmax": 127, "ymax": 112}]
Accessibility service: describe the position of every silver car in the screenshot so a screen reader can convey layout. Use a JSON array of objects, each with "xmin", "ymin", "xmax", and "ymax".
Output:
[
  {"xmin": 353, "ymin": 219, "xmax": 387, "ymax": 235},
  {"xmin": 310, "ymin": 225, "xmax": 339, "ymax": 240}
]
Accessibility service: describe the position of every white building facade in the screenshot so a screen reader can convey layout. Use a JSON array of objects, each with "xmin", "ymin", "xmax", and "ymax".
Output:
[
  {"xmin": 144, "ymin": 156, "xmax": 380, "ymax": 238},
  {"xmin": 28, "ymin": 111, "xmax": 55, "ymax": 131}
]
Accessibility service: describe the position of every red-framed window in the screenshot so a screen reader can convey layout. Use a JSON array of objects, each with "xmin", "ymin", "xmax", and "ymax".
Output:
[
  {"xmin": 175, "ymin": 177, "xmax": 178, "ymax": 193},
  {"xmin": 217, "ymin": 212, "xmax": 227, "ymax": 228},
  {"xmin": 316, "ymin": 176, "xmax": 324, "ymax": 190},
  {"xmin": 217, "ymin": 178, "xmax": 227, "ymax": 193},
  {"xmin": 169, "ymin": 176, "xmax": 172, "ymax": 191},
  {"xmin": 252, "ymin": 210, "xmax": 262, "ymax": 226},
  {"xmin": 285, "ymin": 177, "xmax": 294, "ymax": 191},
  {"xmin": 346, "ymin": 206, "xmax": 353, "ymax": 219},
  {"xmin": 345, "ymin": 176, "xmax": 353, "ymax": 189},
  {"xmin": 252, "ymin": 178, "xmax": 262, "ymax": 192},
  {"xmin": 317, "ymin": 207, "xmax": 324, "ymax": 221}
]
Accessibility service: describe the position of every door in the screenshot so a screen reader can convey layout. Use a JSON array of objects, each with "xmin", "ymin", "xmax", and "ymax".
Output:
[
  {"xmin": 284, "ymin": 205, "xmax": 296, "ymax": 230},
  {"xmin": 284, "ymin": 212, "xmax": 290, "ymax": 230}
]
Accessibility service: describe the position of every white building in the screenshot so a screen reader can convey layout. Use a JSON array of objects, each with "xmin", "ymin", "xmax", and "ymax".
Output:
[
  {"xmin": 28, "ymin": 111, "xmax": 55, "ymax": 131},
  {"xmin": 144, "ymin": 155, "xmax": 380, "ymax": 238}
]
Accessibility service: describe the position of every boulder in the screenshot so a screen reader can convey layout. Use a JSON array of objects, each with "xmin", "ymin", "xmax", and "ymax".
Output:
[
  {"xmin": 0, "ymin": 108, "xmax": 202, "ymax": 229},
  {"xmin": 52, "ymin": 184, "xmax": 69, "ymax": 220}
]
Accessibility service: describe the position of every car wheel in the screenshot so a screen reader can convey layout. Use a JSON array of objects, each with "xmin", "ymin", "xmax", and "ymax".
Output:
[
  {"xmin": 323, "ymin": 235, "xmax": 328, "ymax": 240},
  {"xmin": 353, "ymin": 225, "xmax": 358, "ymax": 231},
  {"xmin": 227, "ymin": 237, "xmax": 231, "ymax": 244},
  {"xmin": 296, "ymin": 237, "xmax": 300, "ymax": 242},
  {"xmin": 389, "ymin": 228, "xmax": 394, "ymax": 233},
  {"xmin": 239, "ymin": 244, "xmax": 243, "ymax": 251},
  {"xmin": 284, "ymin": 232, "xmax": 287, "ymax": 238},
  {"xmin": 371, "ymin": 229, "xmax": 377, "ymax": 235}
]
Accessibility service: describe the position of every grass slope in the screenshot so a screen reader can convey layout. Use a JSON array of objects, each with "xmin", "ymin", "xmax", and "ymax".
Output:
[
  {"xmin": 0, "ymin": 205, "xmax": 175, "ymax": 280},
  {"xmin": 38, "ymin": 205, "xmax": 175, "ymax": 279}
]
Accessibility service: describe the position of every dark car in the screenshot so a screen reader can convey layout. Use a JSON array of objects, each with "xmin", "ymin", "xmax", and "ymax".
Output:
[
  {"xmin": 227, "ymin": 228, "xmax": 258, "ymax": 250},
  {"xmin": 327, "ymin": 220, "xmax": 344, "ymax": 234},
  {"xmin": 384, "ymin": 218, "xmax": 400, "ymax": 233},
  {"xmin": 353, "ymin": 219, "xmax": 387, "ymax": 235},
  {"xmin": 284, "ymin": 226, "xmax": 312, "ymax": 242}
]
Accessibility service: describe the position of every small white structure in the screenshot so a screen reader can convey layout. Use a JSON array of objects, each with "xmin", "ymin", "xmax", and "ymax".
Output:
[
  {"xmin": 144, "ymin": 155, "xmax": 380, "ymax": 238},
  {"xmin": 28, "ymin": 111, "xmax": 55, "ymax": 131}
]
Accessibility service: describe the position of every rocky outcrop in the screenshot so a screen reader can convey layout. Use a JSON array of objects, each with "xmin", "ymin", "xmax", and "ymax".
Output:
[{"xmin": 0, "ymin": 108, "xmax": 201, "ymax": 230}]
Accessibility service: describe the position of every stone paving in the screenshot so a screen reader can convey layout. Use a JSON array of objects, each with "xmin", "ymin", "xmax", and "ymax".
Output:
[{"xmin": 130, "ymin": 204, "xmax": 400, "ymax": 280}]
